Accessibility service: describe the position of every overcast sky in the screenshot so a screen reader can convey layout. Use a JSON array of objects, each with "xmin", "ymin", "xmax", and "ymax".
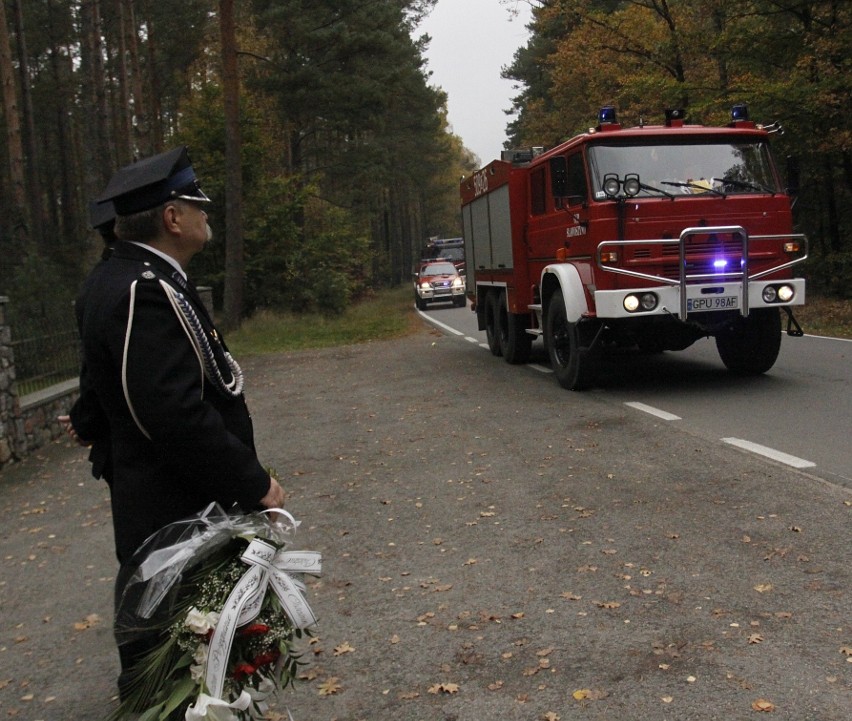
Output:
[{"xmin": 415, "ymin": 0, "xmax": 533, "ymax": 166}]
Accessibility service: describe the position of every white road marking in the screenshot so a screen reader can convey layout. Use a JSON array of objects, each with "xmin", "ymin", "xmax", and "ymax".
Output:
[
  {"xmin": 625, "ymin": 402, "xmax": 682, "ymax": 421},
  {"xmin": 722, "ymin": 438, "xmax": 816, "ymax": 469},
  {"xmin": 418, "ymin": 309, "xmax": 464, "ymax": 336}
]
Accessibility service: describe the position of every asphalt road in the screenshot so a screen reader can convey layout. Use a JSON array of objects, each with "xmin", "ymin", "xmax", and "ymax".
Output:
[
  {"xmin": 0, "ymin": 324, "xmax": 849, "ymax": 721},
  {"xmin": 420, "ymin": 301, "xmax": 852, "ymax": 489}
]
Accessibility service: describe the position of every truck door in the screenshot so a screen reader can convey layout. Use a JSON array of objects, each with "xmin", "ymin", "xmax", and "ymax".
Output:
[{"xmin": 526, "ymin": 153, "xmax": 589, "ymax": 262}]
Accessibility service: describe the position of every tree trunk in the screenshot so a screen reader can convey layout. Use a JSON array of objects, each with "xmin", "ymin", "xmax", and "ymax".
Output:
[
  {"xmin": 80, "ymin": 0, "xmax": 113, "ymax": 194},
  {"xmin": 123, "ymin": 0, "xmax": 151, "ymax": 155},
  {"xmin": 10, "ymin": 0, "xmax": 45, "ymax": 246},
  {"xmin": 220, "ymin": 0, "xmax": 244, "ymax": 328},
  {"xmin": 114, "ymin": 0, "xmax": 133, "ymax": 161},
  {"xmin": 143, "ymin": 1, "xmax": 164, "ymax": 152},
  {"xmin": 0, "ymin": 0, "xmax": 28, "ymax": 246},
  {"xmin": 46, "ymin": 0, "xmax": 77, "ymax": 244}
]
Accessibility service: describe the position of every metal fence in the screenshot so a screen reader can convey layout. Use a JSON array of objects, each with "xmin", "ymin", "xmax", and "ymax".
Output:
[{"xmin": 10, "ymin": 327, "xmax": 81, "ymax": 396}]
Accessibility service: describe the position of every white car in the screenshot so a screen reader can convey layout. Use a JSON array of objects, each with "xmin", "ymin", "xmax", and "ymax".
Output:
[{"xmin": 414, "ymin": 261, "xmax": 466, "ymax": 310}]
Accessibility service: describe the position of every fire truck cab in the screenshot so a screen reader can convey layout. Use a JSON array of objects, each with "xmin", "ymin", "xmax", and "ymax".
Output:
[{"xmin": 461, "ymin": 105, "xmax": 807, "ymax": 390}]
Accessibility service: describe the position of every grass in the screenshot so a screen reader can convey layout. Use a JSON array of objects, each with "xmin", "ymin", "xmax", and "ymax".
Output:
[
  {"xmin": 793, "ymin": 295, "xmax": 852, "ymax": 340},
  {"xmin": 227, "ymin": 286, "xmax": 421, "ymax": 357},
  {"xmin": 227, "ymin": 287, "xmax": 851, "ymax": 358}
]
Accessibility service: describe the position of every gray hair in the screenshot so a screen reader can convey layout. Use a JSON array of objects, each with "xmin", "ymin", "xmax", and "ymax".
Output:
[{"xmin": 114, "ymin": 204, "xmax": 165, "ymax": 244}]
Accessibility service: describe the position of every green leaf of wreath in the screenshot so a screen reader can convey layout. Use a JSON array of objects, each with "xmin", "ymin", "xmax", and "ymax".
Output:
[
  {"xmin": 137, "ymin": 705, "xmax": 164, "ymax": 721},
  {"xmin": 160, "ymin": 674, "xmax": 199, "ymax": 719}
]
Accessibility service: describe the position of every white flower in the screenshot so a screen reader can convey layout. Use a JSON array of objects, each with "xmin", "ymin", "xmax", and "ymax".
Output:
[
  {"xmin": 184, "ymin": 607, "xmax": 220, "ymax": 635},
  {"xmin": 185, "ymin": 691, "xmax": 251, "ymax": 721},
  {"xmin": 189, "ymin": 644, "xmax": 208, "ymax": 683}
]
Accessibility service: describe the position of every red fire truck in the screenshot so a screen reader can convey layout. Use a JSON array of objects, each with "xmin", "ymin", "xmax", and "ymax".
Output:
[{"xmin": 460, "ymin": 105, "xmax": 807, "ymax": 390}]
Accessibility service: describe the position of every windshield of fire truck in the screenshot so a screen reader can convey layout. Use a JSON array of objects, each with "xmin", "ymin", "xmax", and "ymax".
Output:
[{"xmin": 586, "ymin": 139, "xmax": 780, "ymax": 199}]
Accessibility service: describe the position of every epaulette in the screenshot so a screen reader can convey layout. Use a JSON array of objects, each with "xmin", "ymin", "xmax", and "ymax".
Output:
[{"xmin": 138, "ymin": 263, "xmax": 162, "ymax": 282}]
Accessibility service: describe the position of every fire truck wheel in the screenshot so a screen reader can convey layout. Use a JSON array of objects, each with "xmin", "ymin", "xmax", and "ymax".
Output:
[
  {"xmin": 545, "ymin": 293, "xmax": 595, "ymax": 390},
  {"xmin": 715, "ymin": 308, "xmax": 782, "ymax": 375},
  {"xmin": 498, "ymin": 291, "xmax": 532, "ymax": 364},
  {"xmin": 484, "ymin": 291, "xmax": 503, "ymax": 357}
]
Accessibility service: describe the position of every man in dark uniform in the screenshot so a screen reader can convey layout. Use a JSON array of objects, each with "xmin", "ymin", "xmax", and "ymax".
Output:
[
  {"xmin": 59, "ymin": 200, "xmax": 118, "ymax": 486},
  {"xmin": 70, "ymin": 147, "xmax": 285, "ymax": 698}
]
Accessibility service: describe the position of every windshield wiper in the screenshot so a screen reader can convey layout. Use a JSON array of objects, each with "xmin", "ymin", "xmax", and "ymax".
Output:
[
  {"xmin": 719, "ymin": 177, "xmax": 775, "ymax": 194},
  {"xmin": 636, "ymin": 182, "xmax": 676, "ymax": 198},
  {"xmin": 661, "ymin": 180, "xmax": 726, "ymax": 198}
]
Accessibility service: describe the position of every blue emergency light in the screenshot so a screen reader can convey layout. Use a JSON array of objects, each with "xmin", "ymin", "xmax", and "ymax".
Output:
[
  {"xmin": 598, "ymin": 106, "xmax": 617, "ymax": 125},
  {"xmin": 731, "ymin": 103, "xmax": 749, "ymax": 121}
]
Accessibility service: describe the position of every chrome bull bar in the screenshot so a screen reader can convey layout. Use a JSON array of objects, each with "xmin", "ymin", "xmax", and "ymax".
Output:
[{"xmin": 596, "ymin": 226, "xmax": 808, "ymax": 318}]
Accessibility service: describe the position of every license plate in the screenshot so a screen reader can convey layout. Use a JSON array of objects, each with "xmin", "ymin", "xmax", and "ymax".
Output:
[{"xmin": 687, "ymin": 295, "xmax": 738, "ymax": 311}]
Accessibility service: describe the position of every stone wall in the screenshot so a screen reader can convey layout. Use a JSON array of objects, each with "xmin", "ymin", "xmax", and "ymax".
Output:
[{"xmin": 0, "ymin": 297, "xmax": 79, "ymax": 471}]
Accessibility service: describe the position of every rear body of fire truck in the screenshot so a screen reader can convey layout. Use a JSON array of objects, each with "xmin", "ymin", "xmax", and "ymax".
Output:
[{"xmin": 461, "ymin": 106, "xmax": 807, "ymax": 390}]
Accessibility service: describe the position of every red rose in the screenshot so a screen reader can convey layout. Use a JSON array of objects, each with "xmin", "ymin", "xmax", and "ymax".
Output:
[
  {"xmin": 239, "ymin": 623, "xmax": 270, "ymax": 637},
  {"xmin": 252, "ymin": 648, "xmax": 281, "ymax": 668},
  {"xmin": 231, "ymin": 662, "xmax": 257, "ymax": 681}
]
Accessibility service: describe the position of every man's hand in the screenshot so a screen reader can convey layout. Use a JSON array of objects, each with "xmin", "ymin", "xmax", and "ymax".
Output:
[
  {"xmin": 57, "ymin": 415, "xmax": 91, "ymax": 447},
  {"xmin": 259, "ymin": 476, "xmax": 286, "ymax": 509}
]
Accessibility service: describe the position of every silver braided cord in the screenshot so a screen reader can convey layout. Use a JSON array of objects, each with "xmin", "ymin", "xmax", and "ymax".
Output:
[{"xmin": 171, "ymin": 290, "xmax": 245, "ymax": 398}]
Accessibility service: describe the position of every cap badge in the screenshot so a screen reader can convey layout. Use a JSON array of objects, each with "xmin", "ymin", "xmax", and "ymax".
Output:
[{"xmin": 142, "ymin": 270, "xmax": 156, "ymax": 279}]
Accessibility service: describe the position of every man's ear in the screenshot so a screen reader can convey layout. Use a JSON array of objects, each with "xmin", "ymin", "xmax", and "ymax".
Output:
[{"xmin": 162, "ymin": 202, "xmax": 181, "ymax": 235}]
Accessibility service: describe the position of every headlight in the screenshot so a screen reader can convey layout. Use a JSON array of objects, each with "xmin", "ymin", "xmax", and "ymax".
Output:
[
  {"xmin": 623, "ymin": 292, "xmax": 658, "ymax": 313},
  {"xmin": 640, "ymin": 292, "xmax": 658, "ymax": 310},
  {"xmin": 452, "ymin": 277, "xmax": 464, "ymax": 288},
  {"xmin": 623, "ymin": 173, "xmax": 640, "ymax": 197},
  {"xmin": 420, "ymin": 281, "xmax": 431, "ymax": 290},
  {"xmin": 603, "ymin": 173, "xmax": 621, "ymax": 198},
  {"xmin": 761, "ymin": 284, "xmax": 795, "ymax": 303}
]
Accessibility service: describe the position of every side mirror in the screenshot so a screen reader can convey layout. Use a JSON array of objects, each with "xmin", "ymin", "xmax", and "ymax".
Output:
[{"xmin": 785, "ymin": 155, "xmax": 800, "ymax": 197}]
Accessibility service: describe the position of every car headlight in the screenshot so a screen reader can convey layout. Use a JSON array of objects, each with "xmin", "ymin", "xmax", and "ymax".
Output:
[
  {"xmin": 762, "ymin": 284, "xmax": 795, "ymax": 303},
  {"xmin": 623, "ymin": 292, "xmax": 658, "ymax": 312},
  {"xmin": 452, "ymin": 277, "xmax": 464, "ymax": 288},
  {"xmin": 420, "ymin": 281, "xmax": 431, "ymax": 290}
]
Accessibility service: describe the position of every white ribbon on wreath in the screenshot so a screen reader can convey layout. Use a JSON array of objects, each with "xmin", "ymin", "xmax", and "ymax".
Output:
[{"xmin": 186, "ymin": 510, "xmax": 321, "ymax": 719}]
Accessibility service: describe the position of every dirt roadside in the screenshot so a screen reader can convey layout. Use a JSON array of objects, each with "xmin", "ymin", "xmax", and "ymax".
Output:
[{"xmin": 1, "ymin": 326, "xmax": 850, "ymax": 720}]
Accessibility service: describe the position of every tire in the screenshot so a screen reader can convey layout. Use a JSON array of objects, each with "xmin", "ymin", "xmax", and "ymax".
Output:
[
  {"xmin": 453, "ymin": 295, "xmax": 466, "ymax": 308},
  {"xmin": 484, "ymin": 291, "xmax": 502, "ymax": 357},
  {"xmin": 415, "ymin": 294, "xmax": 427, "ymax": 311},
  {"xmin": 545, "ymin": 292, "xmax": 595, "ymax": 390},
  {"xmin": 497, "ymin": 291, "xmax": 532, "ymax": 364},
  {"xmin": 715, "ymin": 308, "xmax": 781, "ymax": 375}
]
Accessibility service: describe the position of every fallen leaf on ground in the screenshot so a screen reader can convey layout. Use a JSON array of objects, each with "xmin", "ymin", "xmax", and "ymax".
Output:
[
  {"xmin": 428, "ymin": 682, "xmax": 459, "ymax": 694},
  {"xmin": 73, "ymin": 613, "xmax": 101, "ymax": 630},
  {"xmin": 596, "ymin": 601, "xmax": 621, "ymax": 609},
  {"xmin": 752, "ymin": 699, "xmax": 775, "ymax": 712},
  {"xmin": 317, "ymin": 677, "xmax": 342, "ymax": 696},
  {"xmin": 333, "ymin": 642, "xmax": 355, "ymax": 656}
]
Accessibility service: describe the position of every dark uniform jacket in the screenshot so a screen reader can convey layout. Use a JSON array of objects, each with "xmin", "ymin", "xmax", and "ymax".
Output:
[
  {"xmin": 74, "ymin": 241, "xmax": 269, "ymax": 563},
  {"xmin": 71, "ymin": 257, "xmax": 114, "ymax": 485}
]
